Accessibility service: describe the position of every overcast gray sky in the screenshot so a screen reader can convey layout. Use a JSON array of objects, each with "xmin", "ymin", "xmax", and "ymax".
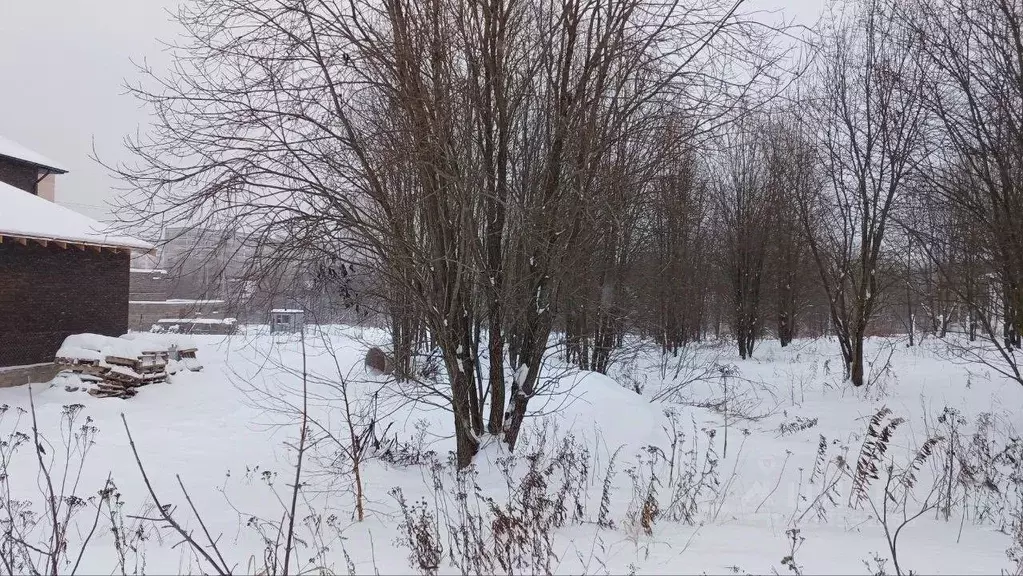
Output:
[
  {"xmin": 0, "ymin": 0, "xmax": 175, "ymax": 221},
  {"xmin": 0, "ymin": 0, "xmax": 822, "ymax": 223}
]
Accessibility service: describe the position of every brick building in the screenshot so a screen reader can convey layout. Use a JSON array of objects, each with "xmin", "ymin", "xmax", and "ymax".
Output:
[{"xmin": 0, "ymin": 136, "xmax": 152, "ymax": 385}]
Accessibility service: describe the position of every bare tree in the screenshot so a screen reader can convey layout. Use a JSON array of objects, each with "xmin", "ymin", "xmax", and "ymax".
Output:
[
  {"xmin": 111, "ymin": 0, "xmax": 788, "ymax": 467},
  {"xmin": 635, "ymin": 124, "xmax": 713, "ymax": 354},
  {"xmin": 763, "ymin": 113, "xmax": 817, "ymax": 347},
  {"xmin": 899, "ymin": 0, "xmax": 1023, "ymax": 384},
  {"xmin": 712, "ymin": 119, "xmax": 774, "ymax": 358},
  {"xmin": 797, "ymin": 0, "xmax": 928, "ymax": 386}
]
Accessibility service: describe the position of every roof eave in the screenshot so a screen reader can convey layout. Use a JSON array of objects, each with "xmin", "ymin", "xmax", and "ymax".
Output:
[
  {"xmin": 0, "ymin": 153, "xmax": 69, "ymax": 175},
  {"xmin": 0, "ymin": 232, "xmax": 153, "ymax": 254}
]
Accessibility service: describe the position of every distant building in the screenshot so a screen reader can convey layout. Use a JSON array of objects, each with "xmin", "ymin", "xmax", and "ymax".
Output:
[
  {"xmin": 0, "ymin": 135, "xmax": 152, "ymax": 386},
  {"xmin": 0, "ymin": 134, "xmax": 60, "ymax": 200},
  {"xmin": 123, "ymin": 224, "xmax": 252, "ymax": 330},
  {"xmin": 130, "ymin": 266, "xmax": 170, "ymax": 301},
  {"xmin": 153, "ymin": 316, "xmax": 238, "ymax": 335},
  {"xmin": 143, "ymin": 225, "xmax": 367, "ymax": 326},
  {"xmin": 129, "ymin": 298, "xmax": 229, "ymax": 332},
  {"xmin": 270, "ymin": 309, "xmax": 304, "ymax": 333},
  {"xmin": 159, "ymin": 225, "xmax": 255, "ymax": 301}
]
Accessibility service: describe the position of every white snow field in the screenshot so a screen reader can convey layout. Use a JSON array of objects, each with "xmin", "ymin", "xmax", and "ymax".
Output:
[{"xmin": 1, "ymin": 328, "xmax": 1021, "ymax": 574}]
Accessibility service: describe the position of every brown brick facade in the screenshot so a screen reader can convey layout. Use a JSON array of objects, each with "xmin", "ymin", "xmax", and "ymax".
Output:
[
  {"xmin": 0, "ymin": 241, "xmax": 129, "ymax": 367},
  {"xmin": 129, "ymin": 269, "xmax": 171, "ymax": 301},
  {"xmin": 0, "ymin": 156, "xmax": 39, "ymax": 194}
]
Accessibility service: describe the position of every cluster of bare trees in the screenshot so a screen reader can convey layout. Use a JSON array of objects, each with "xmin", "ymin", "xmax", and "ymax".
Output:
[
  {"xmin": 112, "ymin": 0, "xmax": 1023, "ymax": 467},
  {"xmin": 114, "ymin": 0, "xmax": 786, "ymax": 468},
  {"xmin": 791, "ymin": 0, "xmax": 1023, "ymax": 386},
  {"xmin": 899, "ymin": 0, "xmax": 1023, "ymax": 382}
]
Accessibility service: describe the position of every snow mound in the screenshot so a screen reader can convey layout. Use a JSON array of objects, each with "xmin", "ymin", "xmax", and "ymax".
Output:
[{"xmin": 544, "ymin": 371, "xmax": 669, "ymax": 452}]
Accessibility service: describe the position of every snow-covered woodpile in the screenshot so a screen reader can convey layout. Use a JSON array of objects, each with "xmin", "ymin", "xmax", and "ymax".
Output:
[
  {"xmin": 121, "ymin": 332, "xmax": 203, "ymax": 373},
  {"xmin": 54, "ymin": 333, "xmax": 203, "ymax": 399}
]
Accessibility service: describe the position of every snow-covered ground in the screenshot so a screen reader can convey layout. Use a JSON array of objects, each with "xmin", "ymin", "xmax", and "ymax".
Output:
[{"xmin": 2, "ymin": 328, "xmax": 1021, "ymax": 574}]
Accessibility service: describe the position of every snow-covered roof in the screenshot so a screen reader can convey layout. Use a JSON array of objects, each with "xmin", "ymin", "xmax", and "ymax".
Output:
[
  {"xmin": 0, "ymin": 134, "xmax": 67, "ymax": 173},
  {"xmin": 0, "ymin": 181, "xmax": 153, "ymax": 250},
  {"xmin": 271, "ymin": 309, "xmax": 303, "ymax": 314},
  {"xmin": 130, "ymin": 268, "xmax": 168, "ymax": 274}
]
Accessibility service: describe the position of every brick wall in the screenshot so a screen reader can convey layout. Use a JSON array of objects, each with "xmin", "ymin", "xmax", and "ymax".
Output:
[
  {"xmin": 0, "ymin": 241, "xmax": 129, "ymax": 367},
  {"xmin": 127, "ymin": 300, "xmax": 226, "ymax": 331},
  {"xmin": 130, "ymin": 269, "xmax": 171, "ymax": 301},
  {"xmin": 0, "ymin": 156, "xmax": 39, "ymax": 194}
]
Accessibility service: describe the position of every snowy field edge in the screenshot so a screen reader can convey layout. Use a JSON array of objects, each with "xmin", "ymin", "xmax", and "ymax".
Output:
[{"xmin": 0, "ymin": 328, "xmax": 1020, "ymax": 575}]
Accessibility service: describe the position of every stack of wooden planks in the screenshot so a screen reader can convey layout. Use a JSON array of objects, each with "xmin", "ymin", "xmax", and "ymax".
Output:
[
  {"xmin": 56, "ymin": 347, "xmax": 169, "ymax": 399},
  {"xmin": 121, "ymin": 332, "xmax": 203, "ymax": 374},
  {"xmin": 55, "ymin": 334, "xmax": 175, "ymax": 399}
]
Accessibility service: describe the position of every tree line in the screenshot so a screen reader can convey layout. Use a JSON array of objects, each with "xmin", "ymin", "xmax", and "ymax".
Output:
[{"xmin": 111, "ymin": 0, "xmax": 1023, "ymax": 468}]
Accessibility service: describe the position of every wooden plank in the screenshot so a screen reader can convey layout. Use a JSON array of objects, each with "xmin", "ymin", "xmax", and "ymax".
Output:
[
  {"xmin": 104, "ymin": 371, "xmax": 139, "ymax": 384},
  {"xmin": 105, "ymin": 355, "xmax": 140, "ymax": 369},
  {"xmin": 96, "ymin": 382, "xmax": 129, "ymax": 392},
  {"xmin": 88, "ymin": 388, "xmax": 134, "ymax": 399},
  {"xmin": 56, "ymin": 357, "xmax": 99, "ymax": 366},
  {"xmin": 81, "ymin": 365, "xmax": 111, "ymax": 377}
]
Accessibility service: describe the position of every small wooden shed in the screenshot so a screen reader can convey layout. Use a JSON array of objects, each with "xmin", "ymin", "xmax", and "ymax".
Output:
[{"xmin": 270, "ymin": 309, "xmax": 304, "ymax": 333}]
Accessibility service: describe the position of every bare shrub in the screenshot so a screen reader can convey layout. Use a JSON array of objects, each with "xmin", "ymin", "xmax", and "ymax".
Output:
[
  {"xmin": 650, "ymin": 343, "xmax": 724, "ymax": 403},
  {"xmin": 794, "ymin": 406, "xmax": 945, "ymax": 576},
  {"xmin": 777, "ymin": 416, "xmax": 819, "ymax": 437},
  {"xmin": 624, "ymin": 449, "xmax": 661, "ymax": 538},
  {"xmin": 656, "ymin": 410, "xmax": 722, "ymax": 525},
  {"xmin": 104, "ymin": 483, "xmax": 157, "ymax": 576},
  {"xmin": 849, "ymin": 407, "xmax": 905, "ymax": 509},
  {"xmin": 596, "ymin": 448, "xmax": 622, "ymax": 530},
  {"xmin": 391, "ymin": 489, "xmax": 443, "ymax": 576},
  {"xmin": 0, "ymin": 397, "xmax": 109, "ymax": 575},
  {"xmin": 862, "ymin": 552, "xmax": 889, "ymax": 576},
  {"xmin": 777, "ymin": 528, "xmax": 804, "ymax": 576},
  {"xmin": 391, "ymin": 428, "xmax": 592, "ymax": 575},
  {"xmin": 1010, "ymin": 500, "xmax": 1023, "ymax": 576}
]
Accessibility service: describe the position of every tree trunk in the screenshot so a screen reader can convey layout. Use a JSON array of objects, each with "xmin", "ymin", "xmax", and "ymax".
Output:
[
  {"xmin": 906, "ymin": 237, "xmax": 915, "ymax": 346},
  {"xmin": 778, "ymin": 311, "xmax": 793, "ymax": 347},
  {"xmin": 441, "ymin": 309, "xmax": 484, "ymax": 468},
  {"xmin": 503, "ymin": 273, "xmax": 553, "ymax": 451},
  {"xmin": 850, "ymin": 331, "xmax": 865, "ymax": 387},
  {"xmin": 504, "ymin": 357, "xmax": 539, "ymax": 452},
  {"xmin": 487, "ymin": 307, "xmax": 505, "ymax": 435},
  {"xmin": 446, "ymin": 353, "xmax": 481, "ymax": 468}
]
